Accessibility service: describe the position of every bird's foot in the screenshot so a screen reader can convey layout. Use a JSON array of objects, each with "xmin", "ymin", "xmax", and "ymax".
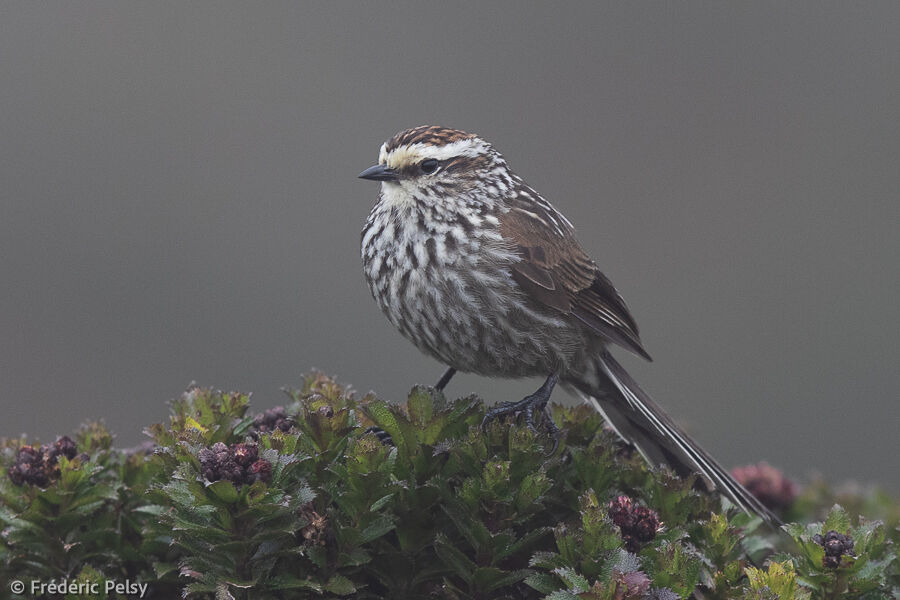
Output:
[{"xmin": 481, "ymin": 374, "xmax": 561, "ymax": 455}]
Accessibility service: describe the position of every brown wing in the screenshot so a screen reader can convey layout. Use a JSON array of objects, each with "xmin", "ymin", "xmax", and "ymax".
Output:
[{"xmin": 499, "ymin": 196, "xmax": 652, "ymax": 361}]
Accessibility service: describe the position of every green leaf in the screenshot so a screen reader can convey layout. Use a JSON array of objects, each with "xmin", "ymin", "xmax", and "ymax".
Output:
[
  {"xmin": 851, "ymin": 518, "xmax": 886, "ymax": 554},
  {"xmin": 407, "ymin": 385, "xmax": 435, "ymax": 426},
  {"xmin": 744, "ymin": 561, "xmax": 808, "ymax": 600},
  {"xmin": 154, "ymin": 561, "xmax": 178, "ymax": 578},
  {"xmin": 824, "ymin": 503, "xmax": 851, "ymax": 534},
  {"xmin": 435, "ymin": 533, "xmax": 477, "ymax": 583},
  {"xmin": 232, "ymin": 415, "xmax": 256, "ymax": 438},
  {"xmin": 369, "ymin": 493, "xmax": 394, "ymax": 512},
  {"xmin": 324, "ymin": 574, "xmax": 357, "ymax": 595},
  {"xmin": 364, "ymin": 400, "xmax": 406, "ymax": 450},
  {"xmin": 545, "ymin": 590, "xmax": 580, "ymax": 600},
  {"xmin": 472, "ymin": 566, "xmax": 531, "ymax": 592},
  {"xmin": 530, "ymin": 551, "xmax": 567, "ymax": 570},
  {"xmin": 266, "ymin": 576, "xmax": 324, "ymax": 592},
  {"xmin": 359, "ymin": 514, "xmax": 396, "ymax": 543},
  {"xmin": 2, "ymin": 373, "xmax": 898, "ymax": 600},
  {"xmin": 185, "ymin": 416, "xmax": 209, "ymax": 434},
  {"xmin": 442, "ymin": 502, "xmax": 491, "ymax": 553},
  {"xmin": 642, "ymin": 541, "xmax": 702, "ymax": 598},
  {"xmin": 206, "ymin": 480, "xmax": 240, "ymax": 504},
  {"xmin": 524, "ymin": 571, "xmax": 560, "ymax": 594},
  {"xmin": 215, "ymin": 583, "xmax": 236, "ymax": 600},
  {"xmin": 337, "ymin": 546, "xmax": 371, "ymax": 567},
  {"xmin": 783, "ymin": 522, "xmax": 807, "ymax": 541},
  {"xmin": 133, "ymin": 504, "xmax": 167, "ymax": 516},
  {"xmin": 552, "ymin": 566, "xmax": 589, "ymax": 592}
]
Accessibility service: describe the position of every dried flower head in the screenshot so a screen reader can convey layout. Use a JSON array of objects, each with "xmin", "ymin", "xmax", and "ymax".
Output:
[
  {"xmin": 198, "ymin": 442, "xmax": 271, "ymax": 487},
  {"xmin": 608, "ymin": 495, "xmax": 660, "ymax": 552},
  {"xmin": 6, "ymin": 436, "xmax": 80, "ymax": 487},
  {"xmin": 813, "ymin": 530, "xmax": 854, "ymax": 569},
  {"xmin": 731, "ymin": 462, "xmax": 797, "ymax": 511}
]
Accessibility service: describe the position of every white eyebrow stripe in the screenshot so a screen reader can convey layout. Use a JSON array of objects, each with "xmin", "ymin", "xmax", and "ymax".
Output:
[{"xmin": 382, "ymin": 138, "xmax": 490, "ymax": 168}]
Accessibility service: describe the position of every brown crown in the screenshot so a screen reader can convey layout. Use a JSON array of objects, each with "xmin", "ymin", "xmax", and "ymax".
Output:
[{"xmin": 384, "ymin": 126, "xmax": 478, "ymax": 152}]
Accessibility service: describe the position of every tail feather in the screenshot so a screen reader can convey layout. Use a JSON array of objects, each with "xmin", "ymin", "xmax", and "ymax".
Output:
[{"xmin": 571, "ymin": 351, "xmax": 780, "ymax": 524}]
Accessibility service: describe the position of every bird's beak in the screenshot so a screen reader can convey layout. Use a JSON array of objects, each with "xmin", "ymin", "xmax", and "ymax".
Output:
[{"xmin": 358, "ymin": 164, "xmax": 399, "ymax": 182}]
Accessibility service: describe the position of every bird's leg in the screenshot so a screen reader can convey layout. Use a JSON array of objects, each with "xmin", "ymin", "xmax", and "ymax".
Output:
[
  {"xmin": 434, "ymin": 367, "xmax": 457, "ymax": 391},
  {"xmin": 481, "ymin": 373, "xmax": 561, "ymax": 453}
]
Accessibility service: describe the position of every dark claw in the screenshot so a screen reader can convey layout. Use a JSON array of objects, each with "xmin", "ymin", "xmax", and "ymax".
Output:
[
  {"xmin": 480, "ymin": 414, "xmax": 492, "ymax": 432},
  {"xmin": 363, "ymin": 426, "xmax": 395, "ymax": 447},
  {"xmin": 479, "ymin": 373, "xmax": 562, "ymax": 455},
  {"xmin": 481, "ymin": 401, "xmax": 517, "ymax": 431},
  {"xmin": 545, "ymin": 436, "xmax": 560, "ymax": 457},
  {"xmin": 542, "ymin": 406, "xmax": 561, "ymax": 456},
  {"xmin": 524, "ymin": 400, "xmax": 538, "ymax": 433}
]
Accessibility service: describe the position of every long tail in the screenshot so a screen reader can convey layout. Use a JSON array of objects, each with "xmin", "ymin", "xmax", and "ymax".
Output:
[{"xmin": 569, "ymin": 350, "xmax": 780, "ymax": 524}]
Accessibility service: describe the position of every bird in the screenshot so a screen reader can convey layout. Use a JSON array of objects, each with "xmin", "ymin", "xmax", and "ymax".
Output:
[{"xmin": 359, "ymin": 125, "xmax": 777, "ymax": 523}]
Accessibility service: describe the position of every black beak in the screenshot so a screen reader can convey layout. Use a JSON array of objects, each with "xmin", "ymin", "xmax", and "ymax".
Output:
[{"xmin": 358, "ymin": 164, "xmax": 399, "ymax": 182}]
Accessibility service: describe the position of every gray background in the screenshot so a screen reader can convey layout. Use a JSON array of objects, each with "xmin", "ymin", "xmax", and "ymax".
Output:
[{"xmin": 1, "ymin": 3, "xmax": 897, "ymax": 489}]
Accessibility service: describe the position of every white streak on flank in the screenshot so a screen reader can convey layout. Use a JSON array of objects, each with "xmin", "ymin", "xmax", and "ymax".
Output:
[{"xmin": 512, "ymin": 207, "xmax": 550, "ymax": 228}]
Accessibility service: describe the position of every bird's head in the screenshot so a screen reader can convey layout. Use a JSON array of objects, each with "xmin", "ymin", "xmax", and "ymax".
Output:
[{"xmin": 359, "ymin": 126, "xmax": 512, "ymax": 206}]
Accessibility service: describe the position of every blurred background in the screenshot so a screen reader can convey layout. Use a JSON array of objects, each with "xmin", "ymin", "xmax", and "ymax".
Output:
[{"xmin": 1, "ymin": 3, "xmax": 897, "ymax": 489}]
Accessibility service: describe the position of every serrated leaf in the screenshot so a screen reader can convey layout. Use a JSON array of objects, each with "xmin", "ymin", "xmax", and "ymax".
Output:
[
  {"xmin": 851, "ymin": 555, "xmax": 884, "ymax": 586},
  {"xmin": 472, "ymin": 566, "xmax": 531, "ymax": 592},
  {"xmin": 153, "ymin": 561, "xmax": 178, "ymax": 578},
  {"xmin": 442, "ymin": 502, "xmax": 491, "ymax": 552},
  {"xmin": 305, "ymin": 545, "xmax": 328, "ymax": 569},
  {"xmin": 232, "ymin": 415, "xmax": 256, "ymax": 437},
  {"xmin": 435, "ymin": 533, "xmax": 477, "ymax": 583},
  {"xmin": 851, "ymin": 518, "xmax": 886, "ymax": 554},
  {"xmin": 610, "ymin": 547, "xmax": 642, "ymax": 573},
  {"xmin": 553, "ymin": 567, "xmax": 590, "ymax": 592},
  {"xmin": 524, "ymin": 571, "xmax": 560, "ymax": 594},
  {"xmin": 337, "ymin": 546, "xmax": 371, "ymax": 567},
  {"xmin": 215, "ymin": 582, "xmax": 236, "ymax": 600},
  {"xmin": 324, "ymin": 574, "xmax": 357, "ymax": 595},
  {"xmin": 824, "ymin": 504, "xmax": 851, "ymax": 534},
  {"xmin": 266, "ymin": 575, "xmax": 324, "ymax": 592},
  {"xmin": 783, "ymin": 522, "xmax": 806, "ymax": 540},
  {"xmin": 369, "ymin": 493, "xmax": 394, "ymax": 512},
  {"xmin": 206, "ymin": 480, "xmax": 240, "ymax": 504},
  {"xmin": 407, "ymin": 385, "xmax": 435, "ymax": 426},
  {"xmin": 184, "ymin": 581, "xmax": 217, "ymax": 595},
  {"xmin": 185, "ymin": 416, "xmax": 209, "ymax": 434},
  {"xmin": 529, "ymin": 551, "xmax": 567, "ymax": 570},
  {"xmin": 133, "ymin": 504, "xmax": 167, "ymax": 516},
  {"xmin": 364, "ymin": 401, "xmax": 406, "ymax": 450},
  {"xmin": 545, "ymin": 590, "xmax": 580, "ymax": 600},
  {"xmin": 360, "ymin": 514, "xmax": 395, "ymax": 543}
]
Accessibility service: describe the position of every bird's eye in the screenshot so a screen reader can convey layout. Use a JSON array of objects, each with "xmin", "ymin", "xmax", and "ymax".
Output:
[{"xmin": 420, "ymin": 159, "xmax": 439, "ymax": 174}]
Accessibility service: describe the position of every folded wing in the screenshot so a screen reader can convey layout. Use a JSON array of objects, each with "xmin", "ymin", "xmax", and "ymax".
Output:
[{"xmin": 500, "ymin": 197, "xmax": 651, "ymax": 361}]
